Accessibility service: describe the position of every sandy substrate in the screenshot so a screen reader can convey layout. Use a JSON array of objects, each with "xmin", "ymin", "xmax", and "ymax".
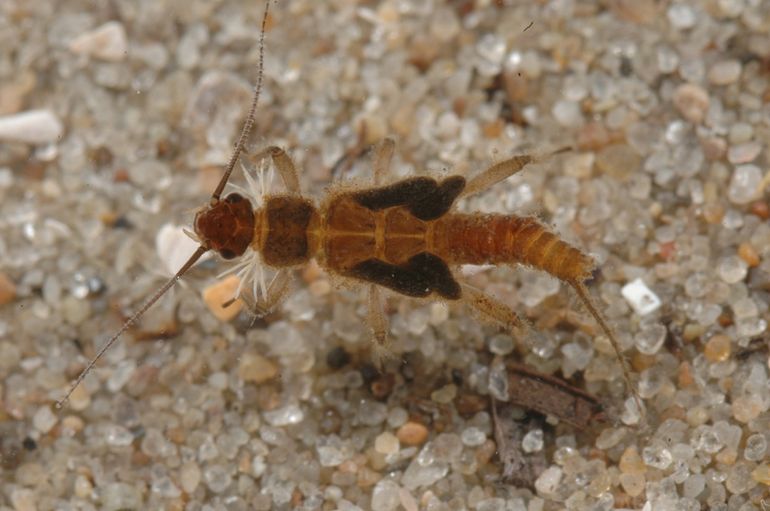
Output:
[{"xmin": 1, "ymin": 0, "xmax": 770, "ymax": 510}]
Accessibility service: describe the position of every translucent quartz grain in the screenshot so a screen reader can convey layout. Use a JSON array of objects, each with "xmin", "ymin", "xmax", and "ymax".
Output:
[
  {"xmin": 728, "ymin": 165, "xmax": 762, "ymax": 204},
  {"xmin": 461, "ymin": 427, "xmax": 486, "ymax": 447},
  {"xmin": 534, "ymin": 466, "xmax": 563, "ymax": 496},
  {"xmin": 704, "ymin": 335, "xmax": 731, "ymax": 363},
  {"xmin": 374, "ymin": 432, "xmax": 399, "ymax": 455},
  {"xmin": 744, "ymin": 434, "xmax": 767, "ymax": 461},
  {"xmin": 522, "ymin": 429, "xmax": 544, "ymax": 453},
  {"xmin": 635, "ymin": 323, "xmax": 667, "ymax": 355},
  {"xmin": 717, "ymin": 255, "xmax": 748, "ymax": 283},
  {"xmin": 371, "ymin": 480, "xmax": 400, "ymax": 511}
]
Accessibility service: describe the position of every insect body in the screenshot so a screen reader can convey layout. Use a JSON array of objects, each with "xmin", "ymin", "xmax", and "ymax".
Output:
[
  {"xmin": 58, "ymin": 0, "xmax": 641, "ymax": 415},
  {"xmin": 192, "ymin": 141, "xmax": 640, "ymax": 415}
]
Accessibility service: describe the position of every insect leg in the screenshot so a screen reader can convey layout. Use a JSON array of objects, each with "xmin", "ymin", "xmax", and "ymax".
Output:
[
  {"xmin": 372, "ymin": 138, "xmax": 395, "ymax": 186},
  {"xmin": 245, "ymin": 146, "xmax": 301, "ymax": 195},
  {"xmin": 367, "ymin": 284, "xmax": 388, "ymax": 346},
  {"xmin": 460, "ymin": 147, "xmax": 571, "ymax": 199},
  {"xmin": 245, "ymin": 268, "xmax": 293, "ymax": 317},
  {"xmin": 459, "ymin": 282, "xmax": 523, "ymax": 333},
  {"xmin": 367, "ymin": 284, "xmax": 397, "ymax": 367}
]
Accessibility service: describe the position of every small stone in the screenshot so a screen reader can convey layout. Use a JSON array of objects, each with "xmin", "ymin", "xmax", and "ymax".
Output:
[
  {"xmin": 202, "ymin": 275, "xmax": 243, "ymax": 321},
  {"xmin": 0, "ymin": 272, "xmax": 16, "ymax": 305},
  {"xmin": 701, "ymin": 137, "xmax": 727, "ymax": 160},
  {"xmin": 595, "ymin": 144, "xmax": 640, "ymax": 182},
  {"xmin": 238, "ymin": 352, "xmax": 278, "ymax": 384},
  {"xmin": 751, "ymin": 464, "xmax": 770, "ymax": 485},
  {"xmin": 704, "ymin": 335, "xmax": 731, "ymax": 363},
  {"xmin": 461, "ymin": 427, "xmax": 486, "ymax": 447},
  {"xmin": 74, "ymin": 474, "xmax": 94, "ymax": 499},
  {"xmin": 683, "ymin": 473, "xmax": 705, "ymax": 498},
  {"xmin": 180, "ymin": 461, "xmax": 201, "ymax": 494},
  {"xmin": 0, "ymin": 110, "xmax": 63, "ymax": 144},
  {"xmin": 744, "ymin": 434, "xmax": 767, "ymax": 461},
  {"xmin": 401, "ymin": 446, "xmax": 449, "ymax": 489},
  {"xmin": 708, "ymin": 60, "xmax": 742, "ymax": 85},
  {"xmin": 552, "ymin": 100, "xmax": 582, "ymax": 127},
  {"xmin": 316, "ymin": 436, "xmax": 351, "ymax": 468},
  {"xmin": 619, "ymin": 446, "xmax": 646, "ymax": 475},
  {"xmin": 718, "ymin": 0, "xmax": 745, "ymax": 16},
  {"xmin": 264, "ymin": 404, "xmax": 304, "ymax": 426},
  {"xmin": 635, "ymin": 323, "xmax": 667, "ymax": 355},
  {"xmin": 738, "ymin": 243, "xmax": 760, "ymax": 267},
  {"xmin": 397, "ymin": 422, "xmax": 428, "ymax": 446},
  {"xmin": 522, "ymin": 429, "xmax": 544, "ymax": 453},
  {"xmin": 155, "ymin": 224, "xmax": 210, "ymax": 277},
  {"xmin": 728, "ymin": 164, "xmax": 762, "ymax": 204},
  {"xmin": 727, "ymin": 142, "xmax": 761, "ymax": 164},
  {"xmin": 32, "ymin": 406, "xmax": 57, "ymax": 434},
  {"xmin": 611, "ymin": 0, "xmax": 657, "ymax": 24},
  {"xmin": 619, "ymin": 473, "xmax": 645, "ymax": 497},
  {"xmin": 672, "ymin": 84, "xmax": 709, "ymax": 124},
  {"xmin": 430, "ymin": 384, "xmax": 457, "ymax": 404},
  {"xmin": 667, "ymin": 3, "xmax": 696, "ymax": 29},
  {"xmin": 476, "ymin": 498, "xmax": 506, "ymax": 511},
  {"xmin": 104, "ymin": 424, "xmax": 133, "ymax": 447},
  {"xmin": 726, "ymin": 462, "xmax": 757, "ymax": 494},
  {"xmin": 101, "ymin": 482, "xmax": 142, "ymax": 510},
  {"xmin": 374, "ymin": 432, "xmax": 399, "ymax": 455},
  {"xmin": 642, "ymin": 445, "xmax": 673, "ymax": 469},
  {"xmin": 203, "ymin": 464, "xmax": 232, "ymax": 493},
  {"xmin": 10, "ymin": 488, "xmax": 36, "ymax": 511},
  {"xmin": 732, "ymin": 396, "xmax": 763, "ymax": 423},
  {"xmin": 488, "ymin": 334, "xmax": 514, "ymax": 355},
  {"xmin": 621, "ymin": 278, "xmax": 661, "ymax": 315},
  {"xmin": 61, "ymin": 415, "xmax": 85, "ymax": 436},
  {"xmin": 596, "ymin": 427, "xmax": 626, "ymax": 450},
  {"xmin": 534, "ymin": 466, "xmax": 563, "ymax": 496},
  {"xmin": 371, "ymin": 479, "xmax": 400, "ymax": 511},
  {"xmin": 69, "ymin": 21, "xmax": 128, "ymax": 61}
]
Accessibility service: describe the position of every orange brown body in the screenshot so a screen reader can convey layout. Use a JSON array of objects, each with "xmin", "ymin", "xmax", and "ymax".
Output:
[{"xmin": 200, "ymin": 174, "xmax": 595, "ymax": 304}]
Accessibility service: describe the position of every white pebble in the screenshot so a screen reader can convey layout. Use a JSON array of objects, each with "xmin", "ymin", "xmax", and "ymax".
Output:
[
  {"xmin": 0, "ymin": 110, "xmax": 63, "ymax": 144},
  {"xmin": 69, "ymin": 21, "xmax": 128, "ymax": 61},
  {"xmin": 717, "ymin": 256, "xmax": 748, "ymax": 284},
  {"xmin": 621, "ymin": 278, "xmax": 661, "ymax": 316},
  {"xmin": 552, "ymin": 100, "xmax": 583, "ymax": 127},
  {"xmin": 155, "ymin": 223, "xmax": 210, "ymax": 277},
  {"xmin": 534, "ymin": 466, "xmax": 563, "ymax": 495},
  {"xmin": 708, "ymin": 59, "xmax": 742, "ymax": 85},
  {"xmin": 10, "ymin": 488, "xmax": 36, "ymax": 511},
  {"xmin": 371, "ymin": 480, "xmax": 400, "ymax": 511},
  {"xmin": 727, "ymin": 142, "xmax": 761, "ymax": 164},
  {"xmin": 374, "ymin": 432, "xmax": 400, "ymax": 455},
  {"xmin": 667, "ymin": 3, "xmax": 696, "ymax": 29},
  {"xmin": 727, "ymin": 164, "xmax": 762, "ymax": 205},
  {"xmin": 33, "ymin": 405, "xmax": 58, "ymax": 434}
]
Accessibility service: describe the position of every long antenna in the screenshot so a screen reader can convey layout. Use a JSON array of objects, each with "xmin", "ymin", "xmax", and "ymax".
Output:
[
  {"xmin": 57, "ymin": 246, "xmax": 208, "ymax": 407},
  {"xmin": 212, "ymin": 0, "xmax": 272, "ymax": 201},
  {"xmin": 57, "ymin": 1, "xmax": 273, "ymax": 408}
]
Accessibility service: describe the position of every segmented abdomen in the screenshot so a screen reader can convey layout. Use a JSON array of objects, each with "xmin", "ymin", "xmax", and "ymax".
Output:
[{"xmin": 432, "ymin": 214, "xmax": 595, "ymax": 282}]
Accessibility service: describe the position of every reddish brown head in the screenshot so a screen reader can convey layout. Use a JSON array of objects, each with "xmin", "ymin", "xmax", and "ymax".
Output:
[{"xmin": 194, "ymin": 193, "xmax": 255, "ymax": 259}]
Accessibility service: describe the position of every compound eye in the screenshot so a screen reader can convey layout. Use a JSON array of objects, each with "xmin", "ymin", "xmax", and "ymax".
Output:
[
  {"xmin": 220, "ymin": 249, "xmax": 236, "ymax": 260},
  {"xmin": 225, "ymin": 193, "xmax": 245, "ymax": 204}
]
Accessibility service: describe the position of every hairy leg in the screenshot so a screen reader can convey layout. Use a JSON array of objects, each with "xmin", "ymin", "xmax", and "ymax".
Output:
[
  {"xmin": 460, "ymin": 147, "xmax": 570, "ymax": 199},
  {"xmin": 245, "ymin": 146, "xmax": 301, "ymax": 195},
  {"xmin": 372, "ymin": 138, "xmax": 395, "ymax": 186}
]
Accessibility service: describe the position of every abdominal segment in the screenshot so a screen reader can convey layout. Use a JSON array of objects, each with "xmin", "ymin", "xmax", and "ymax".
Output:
[
  {"xmin": 433, "ymin": 214, "xmax": 595, "ymax": 283},
  {"xmin": 321, "ymin": 195, "xmax": 461, "ymax": 299}
]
